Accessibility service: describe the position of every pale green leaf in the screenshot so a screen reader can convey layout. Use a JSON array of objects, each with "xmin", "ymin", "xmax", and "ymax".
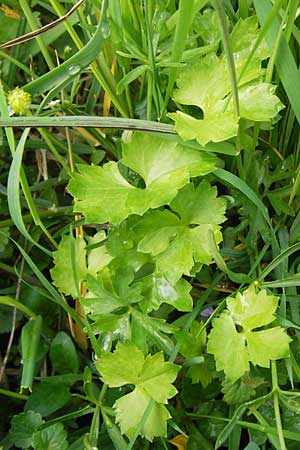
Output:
[
  {"xmin": 97, "ymin": 342, "xmax": 179, "ymax": 402},
  {"xmin": 69, "ymin": 162, "xmax": 138, "ymax": 224},
  {"xmin": 230, "ymin": 16, "xmax": 270, "ymax": 60},
  {"xmin": 195, "ymin": 8, "xmax": 221, "ymax": 45},
  {"xmin": 87, "ymin": 231, "xmax": 113, "ymax": 275},
  {"xmin": 208, "ymin": 287, "xmax": 292, "ymax": 381},
  {"xmin": 122, "ymin": 133, "xmax": 215, "ymax": 187},
  {"xmin": 96, "ymin": 342, "xmax": 179, "ymax": 441},
  {"xmin": 226, "ymin": 286, "xmax": 278, "ymax": 331},
  {"xmin": 238, "ymin": 83, "xmax": 284, "ymax": 122},
  {"xmin": 246, "ymin": 327, "xmax": 291, "ymax": 368},
  {"xmin": 169, "ymin": 111, "xmax": 238, "ymax": 146},
  {"xmin": 32, "ymin": 423, "xmax": 68, "ymax": 450},
  {"xmin": 83, "ymin": 269, "xmax": 142, "ymax": 314},
  {"xmin": 140, "ymin": 352, "xmax": 179, "ymax": 403},
  {"xmin": 136, "ymin": 182, "xmax": 225, "ymax": 282},
  {"xmin": 96, "ymin": 341, "xmax": 144, "ymax": 386},
  {"xmin": 50, "ymin": 235, "xmax": 86, "ymax": 297},
  {"xmin": 207, "ymin": 313, "xmax": 249, "ymax": 382},
  {"xmin": 141, "ymin": 274, "xmax": 193, "ymax": 312},
  {"xmin": 171, "ymin": 181, "xmax": 226, "ymax": 226},
  {"xmin": 170, "ymin": 18, "xmax": 283, "ymax": 145},
  {"xmin": 114, "ymin": 388, "xmax": 170, "ymax": 441},
  {"xmin": 68, "ymin": 134, "xmax": 216, "ymax": 224},
  {"xmin": 173, "ymin": 54, "xmax": 231, "ymax": 109}
]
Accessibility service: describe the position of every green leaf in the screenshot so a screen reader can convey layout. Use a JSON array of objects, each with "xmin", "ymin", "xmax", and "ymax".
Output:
[
  {"xmin": 195, "ymin": 8, "xmax": 221, "ymax": 45},
  {"xmin": 32, "ymin": 423, "xmax": 68, "ymax": 450},
  {"xmin": 96, "ymin": 341, "xmax": 144, "ymax": 386},
  {"xmin": 207, "ymin": 313, "xmax": 249, "ymax": 382},
  {"xmin": 25, "ymin": 382, "xmax": 71, "ymax": 417},
  {"xmin": 87, "ymin": 230, "xmax": 113, "ymax": 275},
  {"xmin": 169, "ymin": 110, "xmax": 238, "ymax": 146},
  {"xmin": 170, "ymin": 18, "xmax": 283, "ymax": 145},
  {"xmin": 50, "ymin": 235, "xmax": 86, "ymax": 297},
  {"xmin": 140, "ymin": 274, "xmax": 193, "ymax": 312},
  {"xmin": 230, "ymin": 16, "xmax": 270, "ymax": 59},
  {"xmin": 186, "ymin": 357, "xmax": 213, "ymax": 387},
  {"xmin": 83, "ymin": 268, "xmax": 143, "ymax": 314},
  {"xmin": 238, "ymin": 83, "xmax": 283, "ymax": 121},
  {"xmin": 117, "ymin": 65, "xmax": 148, "ymax": 94},
  {"xmin": 9, "ymin": 411, "xmax": 43, "ymax": 449},
  {"xmin": 226, "ymin": 285, "xmax": 278, "ymax": 331},
  {"xmin": 21, "ymin": 315, "xmax": 42, "ymax": 391},
  {"xmin": 68, "ymin": 133, "xmax": 216, "ymax": 224},
  {"xmin": 114, "ymin": 387, "xmax": 170, "ymax": 441},
  {"xmin": 208, "ymin": 286, "xmax": 292, "ymax": 381},
  {"xmin": 136, "ymin": 181, "xmax": 226, "ymax": 283},
  {"xmin": 96, "ymin": 342, "xmax": 179, "ymax": 441},
  {"xmin": 246, "ymin": 327, "xmax": 291, "ymax": 367},
  {"xmin": 176, "ymin": 321, "xmax": 206, "ymax": 359},
  {"xmin": 222, "ymin": 374, "xmax": 265, "ymax": 405},
  {"xmin": 50, "ymin": 331, "xmax": 79, "ymax": 374}
]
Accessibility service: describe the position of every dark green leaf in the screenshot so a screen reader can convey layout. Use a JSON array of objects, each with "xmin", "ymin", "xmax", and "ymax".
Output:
[{"xmin": 50, "ymin": 331, "xmax": 79, "ymax": 374}]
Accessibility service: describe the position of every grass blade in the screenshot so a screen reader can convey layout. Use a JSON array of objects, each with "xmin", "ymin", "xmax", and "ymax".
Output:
[
  {"xmin": 254, "ymin": 0, "xmax": 300, "ymax": 126},
  {"xmin": 20, "ymin": 315, "xmax": 42, "ymax": 391}
]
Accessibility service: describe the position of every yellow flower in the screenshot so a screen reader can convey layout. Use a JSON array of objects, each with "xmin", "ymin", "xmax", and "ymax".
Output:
[
  {"xmin": 7, "ymin": 87, "xmax": 31, "ymax": 115},
  {"xmin": 169, "ymin": 435, "xmax": 188, "ymax": 450}
]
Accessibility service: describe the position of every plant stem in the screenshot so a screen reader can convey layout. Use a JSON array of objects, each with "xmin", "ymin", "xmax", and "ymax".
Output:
[{"xmin": 272, "ymin": 361, "xmax": 287, "ymax": 450}]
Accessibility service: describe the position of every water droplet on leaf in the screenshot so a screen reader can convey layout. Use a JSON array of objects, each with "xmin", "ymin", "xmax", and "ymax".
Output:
[{"xmin": 68, "ymin": 65, "xmax": 81, "ymax": 75}]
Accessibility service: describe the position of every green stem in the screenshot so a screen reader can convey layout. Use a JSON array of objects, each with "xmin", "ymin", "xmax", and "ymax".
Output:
[
  {"xmin": 0, "ymin": 387, "xmax": 29, "ymax": 400},
  {"xmin": 126, "ymin": 399, "xmax": 155, "ymax": 450},
  {"xmin": 271, "ymin": 361, "xmax": 287, "ymax": 450}
]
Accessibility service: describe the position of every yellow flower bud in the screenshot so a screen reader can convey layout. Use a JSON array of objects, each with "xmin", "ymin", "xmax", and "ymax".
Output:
[{"xmin": 7, "ymin": 87, "xmax": 31, "ymax": 115}]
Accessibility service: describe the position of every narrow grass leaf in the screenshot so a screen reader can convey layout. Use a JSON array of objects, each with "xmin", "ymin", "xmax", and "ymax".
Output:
[
  {"xmin": 20, "ymin": 315, "xmax": 42, "ymax": 391},
  {"xmin": 6, "ymin": 234, "xmax": 82, "ymax": 326},
  {"xmin": 254, "ymin": 0, "xmax": 300, "ymax": 126},
  {"xmin": 258, "ymin": 242, "xmax": 300, "ymax": 281},
  {"xmin": 215, "ymin": 392, "xmax": 273, "ymax": 448},
  {"xmin": 0, "ymin": 296, "xmax": 36, "ymax": 318},
  {"xmin": 24, "ymin": 0, "xmax": 109, "ymax": 96},
  {"xmin": 117, "ymin": 65, "xmax": 147, "ymax": 94},
  {"xmin": 7, "ymin": 128, "xmax": 52, "ymax": 256}
]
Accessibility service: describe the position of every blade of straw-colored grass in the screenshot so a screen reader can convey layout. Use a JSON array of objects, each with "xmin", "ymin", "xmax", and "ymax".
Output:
[
  {"xmin": 0, "ymin": 115, "xmax": 174, "ymax": 132},
  {"xmin": 20, "ymin": 315, "xmax": 42, "ymax": 391},
  {"xmin": 0, "ymin": 116, "xmax": 237, "ymax": 155},
  {"xmin": 254, "ymin": 0, "xmax": 300, "ymax": 126}
]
